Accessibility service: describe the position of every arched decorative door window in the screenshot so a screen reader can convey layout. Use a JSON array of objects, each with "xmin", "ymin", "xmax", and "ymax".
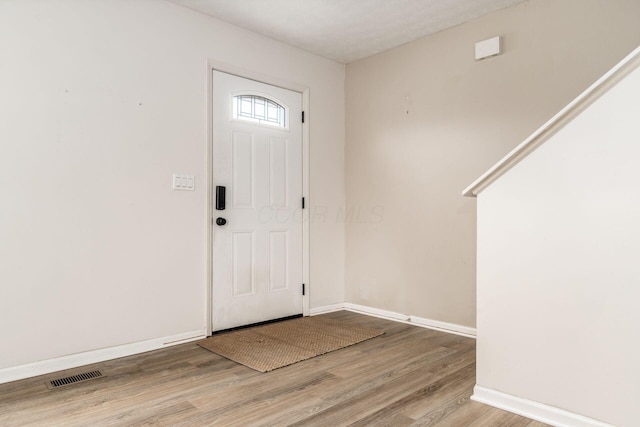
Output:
[{"xmin": 232, "ymin": 94, "xmax": 288, "ymax": 129}]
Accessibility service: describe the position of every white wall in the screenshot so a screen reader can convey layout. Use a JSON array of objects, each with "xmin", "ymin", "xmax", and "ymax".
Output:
[
  {"xmin": 476, "ymin": 57, "xmax": 640, "ymax": 427},
  {"xmin": 0, "ymin": 0, "xmax": 344, "ymax": 378},
  {"xmin": 344, "ymin": 0, "xmax": 640, "ymax": 329}
]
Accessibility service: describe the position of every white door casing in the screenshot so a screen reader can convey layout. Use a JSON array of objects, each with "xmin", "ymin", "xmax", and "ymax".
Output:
[{"xmin": 211, "ymin": 70, "xmax": 304, "ymax": 331}]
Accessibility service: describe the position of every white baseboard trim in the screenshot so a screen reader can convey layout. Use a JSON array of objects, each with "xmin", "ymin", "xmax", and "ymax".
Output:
[
  {"xmin": 472, "ymin": 385, "xmax": 614, "ymax": 427},
  {"xmin": 345, "ymin": 303, "xmax": 475, "ymax": 338},
  {"xmin": 344, "ymin": 302, "xmax": 410, "ymax": 322},
  {"xmin": 337, "ymin": 302, "xmax": 476, "ymax": 338},
  {"xmin": 0, "ymin": 329, "xmax": 207, "ymax": 385},
  {"xmin": 309, "ymin": 303, "xmax": 345, "ymax": 315},
  {"xmin": 408, "ymin": 314, "xmax": 477, "ymax": 338}
]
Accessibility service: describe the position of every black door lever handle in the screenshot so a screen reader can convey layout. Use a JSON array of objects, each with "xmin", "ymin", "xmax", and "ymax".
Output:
[{"xmin": 216, "ymin": 217, "xmax": 227, "ymax": 226}]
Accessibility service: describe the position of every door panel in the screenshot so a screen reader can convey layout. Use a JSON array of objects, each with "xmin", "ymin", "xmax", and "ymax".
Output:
[
  {"xmin": 231, "ymin": 131, "xmax": 254, "ymax": 209},
  {"xmin": 269, "ymin": 137, "xmax": 288, "ymax": 208},
  {"xmin": 232, "ymin": 231, "xmax": 254, "ymax": 297},
  {"xmin": 212, "ymin": 70, "xmax": 303, "ymax": 331},
  {"xmin": 269, "ymin": 231, "xmax": 288, "ymax": 291}
]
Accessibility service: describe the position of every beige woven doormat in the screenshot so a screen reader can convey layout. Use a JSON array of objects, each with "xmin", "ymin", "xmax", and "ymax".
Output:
[{"xmin": 198, "ymin": 316, "xmax": 384, "ymax": 372}]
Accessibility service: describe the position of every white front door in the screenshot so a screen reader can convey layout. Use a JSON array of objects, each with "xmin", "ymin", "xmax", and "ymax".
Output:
[{"xmin": 212, "ymin": 70, "xmax": 303, "ymax": 331}]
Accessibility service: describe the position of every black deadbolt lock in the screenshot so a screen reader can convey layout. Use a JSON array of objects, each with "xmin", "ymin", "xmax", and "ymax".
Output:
[{"xmin": 215, "ymin": 186, "xmax": 226, "ymax": 210}]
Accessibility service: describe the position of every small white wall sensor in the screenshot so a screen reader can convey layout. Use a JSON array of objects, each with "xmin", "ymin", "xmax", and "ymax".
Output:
[{"xmin": 475, "ymin": 36, "xmax": 502, "ymax": 60}]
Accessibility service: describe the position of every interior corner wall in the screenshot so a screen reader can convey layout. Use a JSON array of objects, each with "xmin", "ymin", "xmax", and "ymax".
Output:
[
  {"xmin": 344, "ymin": 0, "xmax": 640, "ymax": 328},
  {"xmin": 0, "ymin": 0, "xmax": 345, "ymax": 376}
]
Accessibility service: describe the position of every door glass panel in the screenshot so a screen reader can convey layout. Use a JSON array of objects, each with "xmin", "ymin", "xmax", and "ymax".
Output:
[{"xmin": 233, "ymin": 95, "xmax": 287, "ymax": 129}]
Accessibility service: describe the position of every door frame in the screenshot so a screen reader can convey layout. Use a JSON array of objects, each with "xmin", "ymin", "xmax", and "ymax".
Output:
[{"xmin": 205, "ymin": 61, "xmax": 311, "ymax": 335}]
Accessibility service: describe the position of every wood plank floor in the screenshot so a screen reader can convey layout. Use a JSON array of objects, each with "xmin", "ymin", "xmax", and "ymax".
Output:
[{"xmin": 0, "ymin": 311, "xmax": 548, "ymax": 426}]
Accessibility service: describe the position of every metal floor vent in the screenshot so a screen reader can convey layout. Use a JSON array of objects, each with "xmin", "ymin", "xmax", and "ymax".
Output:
[{"xmin": 47, "ymin": 370, "xmax": 105, "ymax": 389}]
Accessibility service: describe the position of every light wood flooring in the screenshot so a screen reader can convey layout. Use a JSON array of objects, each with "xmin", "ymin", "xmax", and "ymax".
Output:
[{"xmin": 0, "ymin": 311, "xmax": 548, "ymax": 426}]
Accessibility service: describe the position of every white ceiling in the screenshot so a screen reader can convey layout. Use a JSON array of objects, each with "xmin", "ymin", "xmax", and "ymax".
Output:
[{"xmin": 168, "ymin": 0, "xmax": 526, "ymax": 63}]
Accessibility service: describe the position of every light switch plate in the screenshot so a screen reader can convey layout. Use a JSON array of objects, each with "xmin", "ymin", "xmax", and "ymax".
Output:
[{"xmin": 173, "ymin": 174, "xmax": 195, "ymax": 191}]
